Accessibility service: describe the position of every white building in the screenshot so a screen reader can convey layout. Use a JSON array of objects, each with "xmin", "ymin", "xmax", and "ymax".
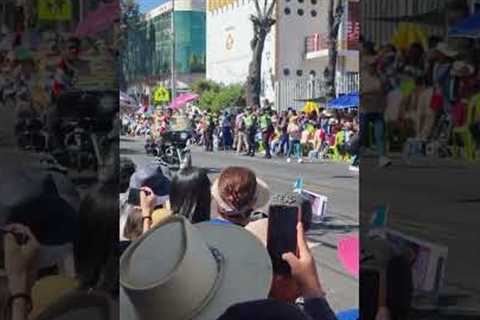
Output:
[
  {"xmin": 206, "ymin": 0, "xmax": 359, "ymax": 109},
  {"xmin": 206, "ymin": 0, "xmax": 276, "ymax": 103}
]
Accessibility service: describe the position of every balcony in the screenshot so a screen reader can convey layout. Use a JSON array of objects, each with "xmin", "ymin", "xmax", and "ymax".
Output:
[
  {"xmin": 305, "ymin": 33, "xmax": 329, "ymax": 59},
  {"xmin": 305, "ymin": 32, "xmax": 359, "ymax": 60}
]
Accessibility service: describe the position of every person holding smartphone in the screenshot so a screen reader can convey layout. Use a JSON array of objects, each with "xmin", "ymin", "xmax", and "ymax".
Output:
[{"xmin": 218, "ymin": 222, "xmax": 337, "ymax": 320}]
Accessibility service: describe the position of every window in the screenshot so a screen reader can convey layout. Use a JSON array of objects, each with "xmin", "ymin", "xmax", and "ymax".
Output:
[
  {"xmin": 311, "ymin": 10, "xmax": 317, "ymax": 17},
  {"xmin": 311, "ymin": 0, "xmax": 317, "ymax": 4},
  {"xmin": 283, "ymin": 68, "xmax": 290, "ymax": 76},
  {"xmin": 297, "ymin": 8, "xmax": 304, "ymax": 15},
  {"xmin": 310, "ymin": 70, "xmax": 316, "ymax": 77},
  {"xmin": 296, "ymin": 70, "xmax": 303, "ymax": 76},
  {"xmin": 284, "ymin": 7, "xmax": 291, "ymax": 14},
  {"xmin": 298, "ymin": 0, "xmax": 304, "ymax": 3}
]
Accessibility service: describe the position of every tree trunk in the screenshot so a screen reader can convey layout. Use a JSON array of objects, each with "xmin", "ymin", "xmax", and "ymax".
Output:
[
  {"xmin": 326, "ymin": 0, "xmax": 344, "ymax": 98},
  {"xmin": 246, "ymin": 30, "xmax": 267, "ymax": 107}
]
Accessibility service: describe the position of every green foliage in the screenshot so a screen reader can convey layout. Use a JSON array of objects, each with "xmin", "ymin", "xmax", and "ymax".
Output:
[
  {"xmin": 194, "ymin": 81, "xmax": 246, "ymax": 112},
  {"xmin": 190, "ymin": 79, "xmax": 221, "ymax": 96}
]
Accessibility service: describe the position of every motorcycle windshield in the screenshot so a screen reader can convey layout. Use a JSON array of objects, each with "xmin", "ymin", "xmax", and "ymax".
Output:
[{"xmin": 169, "ymin": 116, "xmax": 190, "ymax": 132}]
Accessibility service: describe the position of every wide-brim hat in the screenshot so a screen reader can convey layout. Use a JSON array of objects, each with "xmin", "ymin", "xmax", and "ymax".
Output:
[
  {"xmin": 120, "ymin": 216, "xmax": 272, "ymax": 320},
  {"xmin": 211, "ymin": 177, "xmax": 271, "ymax": 216}
]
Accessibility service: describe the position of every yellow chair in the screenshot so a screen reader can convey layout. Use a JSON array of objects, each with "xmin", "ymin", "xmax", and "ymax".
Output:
[{"xmin": 452, "ymin": 95, "xmax": 480, "ymax": 161}]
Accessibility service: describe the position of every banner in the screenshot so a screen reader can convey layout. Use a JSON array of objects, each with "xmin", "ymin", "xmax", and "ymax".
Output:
[
  {"xmin": 347, "ymin": 0, "xmax": 360, "ymax": 50},
  {"xmin": 38, "ymin": 0, "xmax": 72, "ymax": 21}
]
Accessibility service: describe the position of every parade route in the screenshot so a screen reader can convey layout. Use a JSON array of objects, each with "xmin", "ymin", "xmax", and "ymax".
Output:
[{"xmin": 121, "ymin": 136, "xmax": 359, "ymax": 311}]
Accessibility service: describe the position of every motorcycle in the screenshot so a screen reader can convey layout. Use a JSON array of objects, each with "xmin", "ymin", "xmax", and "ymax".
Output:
[{"xmin": 155, "ymin": 130, "xmax": 192, "ymax": 170}]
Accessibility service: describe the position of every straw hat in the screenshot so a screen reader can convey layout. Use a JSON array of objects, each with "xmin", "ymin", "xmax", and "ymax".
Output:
[
  {"xmin": 452, "ymin": 61, "xmax": 475, "ymax": 77},
  {"xmin": 211, "ymin": 177, "xmax": 271, "ymax": 216},
  {"xmin": 120, "ymin": 216, "xmax": 272, "ymax": 320}
]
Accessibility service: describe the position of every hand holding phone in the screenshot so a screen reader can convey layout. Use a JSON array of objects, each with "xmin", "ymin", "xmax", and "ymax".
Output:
[
  {"xmin": 267, "ymin": 204, "xmax": 299, "ymax": 275},
  {"xmin": 2, "ymin": 224, "xmax": 40, "ymax": 283},
  {"xmin": 0, "ymin": 226, "xmax": 29, "ymax": 245},
  {"xmin": 281, "ymin": 222, "xmax": 325, "ymax": 299}
]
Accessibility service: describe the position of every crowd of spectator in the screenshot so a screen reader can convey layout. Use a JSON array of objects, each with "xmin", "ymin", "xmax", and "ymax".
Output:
[
  {"xmin": 361, "ymin": 32, "xmax": 480, "ymax": 164},
  {"xmin": 121, "ymin": 104, "xmax": 360, "ymax": 170}
]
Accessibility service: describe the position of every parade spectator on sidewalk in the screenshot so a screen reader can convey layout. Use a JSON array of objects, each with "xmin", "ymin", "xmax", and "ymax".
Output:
[
  {"xmin": 278, "ymin": 111, "xmax": 290, "ymax": 156},
  {"xmin": 169, "ymin": 167, "xmax": 211, "ymax": 224},
  {"xmin": 210, "ymin": 166, "xmax": 270, "ymax": 226},
  {"xmin": 287, "ymin": 115, "xmax": 303, "ymax": 163},
  {"xmin": 361, "ymin": 54, "xmax": 391, "ymax": 167}
]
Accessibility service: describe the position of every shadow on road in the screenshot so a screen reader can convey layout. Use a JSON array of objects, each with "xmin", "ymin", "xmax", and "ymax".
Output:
[
  {"xmin": 331, "ymin": 175, "xmax": 355, "ymax": 179},
  {"xmin": 120, "ymin": 148, "xmax": 143, "ymax": 156}
]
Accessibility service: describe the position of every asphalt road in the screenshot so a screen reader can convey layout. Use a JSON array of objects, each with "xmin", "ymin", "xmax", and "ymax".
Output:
[
  {"xmin": 362, "ymin": 155, "xmax": 480, "ymax": 314},
  {"xmin": 121, "ymin": 136, "xmax": 359, "ymax": 312}
]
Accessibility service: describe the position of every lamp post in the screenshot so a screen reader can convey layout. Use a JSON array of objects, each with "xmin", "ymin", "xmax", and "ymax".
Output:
[{"xmin": 170, "ymin": 0, "xmax": 176, "ymax": 102}]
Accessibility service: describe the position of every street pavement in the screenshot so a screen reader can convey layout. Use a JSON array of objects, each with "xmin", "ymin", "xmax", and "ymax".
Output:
[
  {"xmin": 362, "ymin": 154, "xmax": 480, "ymax": 315},
  {"xmin": 121, "ymin": 136, "xmax": 359, "ymax": 312}
]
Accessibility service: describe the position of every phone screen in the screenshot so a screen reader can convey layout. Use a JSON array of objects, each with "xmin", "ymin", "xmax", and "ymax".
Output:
[
  {"xmin": 127, "ymin": 188, "xmax": 141, "ymax": 206},
  {"xmin": 267, "ymin": 205, "xmax": 298, "ymax": 275}
]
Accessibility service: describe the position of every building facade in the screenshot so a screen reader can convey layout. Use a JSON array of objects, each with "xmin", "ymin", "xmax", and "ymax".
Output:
[
  {"xmin": 206, "ymin": 0, "xmax": 276, "ymax": 103},
  {"xmin": 206, "ymin": 0, "xmax": 359, "ymax": 110},
  {"xmin": 123, "ymin": 0, "xmax": 206, "ymax": 92}
]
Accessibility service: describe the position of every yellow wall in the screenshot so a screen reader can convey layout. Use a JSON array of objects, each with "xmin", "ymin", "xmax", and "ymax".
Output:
[{"xmin": 207, "ymin": 0, "xmax": 237, "ymax": 12}]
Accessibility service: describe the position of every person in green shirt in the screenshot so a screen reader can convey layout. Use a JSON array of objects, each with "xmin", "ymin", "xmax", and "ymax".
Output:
[
  {"xmin": 259, "ymin": 107, "xmax": 274, "ymax": 159},
  {"xmin": 243, "ymin": 106, "xmax": 258, "ymax": 157}
]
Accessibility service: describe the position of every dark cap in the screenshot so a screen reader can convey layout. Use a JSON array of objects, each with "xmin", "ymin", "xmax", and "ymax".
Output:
[
  {"xmin": 129, "ymin": 164, "xmax": 171, "ymax": 197},
  {"xmin": 0, "ymin": 167, "xmax": 78, "ymax": 245}
]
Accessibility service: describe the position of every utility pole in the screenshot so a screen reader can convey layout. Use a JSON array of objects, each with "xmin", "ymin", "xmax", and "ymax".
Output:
[{"xmin": 170, "ymin": 0, "xmax": 176, "ymax": 102}]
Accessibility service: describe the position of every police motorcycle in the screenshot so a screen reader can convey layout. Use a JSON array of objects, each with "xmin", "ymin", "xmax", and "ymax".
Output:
[
  {"xmin": 51, "ymin": 90, "xmax": 117, "ymax": 172},
  {"xmin": 154, "ymin": 115, "xmax": 192, "ymax": 171}
]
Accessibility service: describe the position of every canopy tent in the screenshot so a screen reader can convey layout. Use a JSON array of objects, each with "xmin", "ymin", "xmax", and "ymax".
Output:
[
  {"xmin": 169, "ymin": 93, "xmax": 199, "ymax": 110},
  {"xmin": 448, "ymin": 12, "xmax": 480, "ymax": 38},
  {"xmin": 327, "ymin": 93, "xmax": 359, "ymax": 109}
]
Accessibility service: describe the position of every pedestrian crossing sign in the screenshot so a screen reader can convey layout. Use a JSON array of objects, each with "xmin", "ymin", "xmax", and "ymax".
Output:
[{"xmin": 38, "ymin": 0, "xmax": 72, "ymax": 21}]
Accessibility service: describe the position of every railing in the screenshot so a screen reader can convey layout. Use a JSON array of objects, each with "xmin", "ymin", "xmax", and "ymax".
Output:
[{"xmin": 274, "ymin": 73, "xmax": 359, "ymax": 112}]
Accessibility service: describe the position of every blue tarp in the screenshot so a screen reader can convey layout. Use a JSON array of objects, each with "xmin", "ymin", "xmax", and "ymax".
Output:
[
  {"xmin": 448, "ymin": 12, "xmax": 480, "ymax": 38},
  {"xmin": 327, "ymin": 92, "xmax": 359, "ymax": 109}
]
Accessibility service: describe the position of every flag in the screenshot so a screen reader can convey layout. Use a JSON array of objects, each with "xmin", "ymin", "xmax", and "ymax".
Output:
[
  {"xmin": 370, "ymin": 205, "xmax": 388, "ymax": 228},
  {"xmin": 293, "ymin": 177, "xmax": 304, "ymax": 193}
]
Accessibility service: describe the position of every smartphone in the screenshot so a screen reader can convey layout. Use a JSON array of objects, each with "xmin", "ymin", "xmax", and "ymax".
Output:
[
  {"xmin": 267, "ymin": 205, "xmax": 299, "ymax": 275},
  {"xmin": 127, "ymin": 188, "xmax": 142, "ymax": 206}
]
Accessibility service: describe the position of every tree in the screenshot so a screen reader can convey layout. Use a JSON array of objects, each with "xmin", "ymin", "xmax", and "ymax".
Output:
[
  {"xmin": 325, "ymin": 0, "xmax": 345, "ymax": 98},
  {"xmin": 245, "ymin": 0, "xmax": 277, "ymax": 107},
  {"xmin": 195, "ymin": 82, "xmax": 246, "ymax": 112},
  {"xmin": 190, "ymin": 79, "xmax": 221, "ymax": 96}
]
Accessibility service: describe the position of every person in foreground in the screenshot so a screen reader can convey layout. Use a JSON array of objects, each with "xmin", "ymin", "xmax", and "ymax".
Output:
[
  {"xmin": 209, "ymin": 166, "xmax": 270, "ymax": 227},
  {"xmin": 119, "ymin": 214, "xmax": 336, "ymax": 320},
  {"xmin": 218, "ymin": 222, "xmax": 337, "ymax": 320}
]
